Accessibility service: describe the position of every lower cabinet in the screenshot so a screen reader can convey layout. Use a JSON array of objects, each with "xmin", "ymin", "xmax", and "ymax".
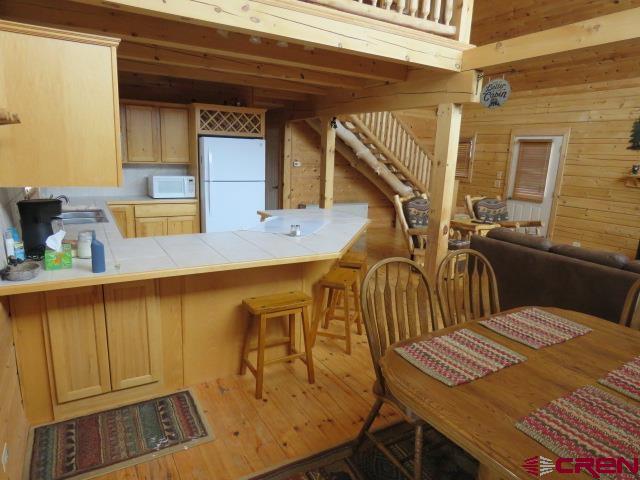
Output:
[
  {"xmin": 109, "ymin": 204, "xmax": 135, "ymax": 238},
  {"xmin": 168, "ymin": 215, "xmax": 198, "ymax": 235},
  {"xmin": 135, "ymin": 216, "xmax": 168, "ymax": 237},
  {"xmin": 43, "ymin": 281, "xmax": 162, "ymax": 404},
  {"xmin": 109, "ymin": 202, "xmax": 199, "ymax": 238}
]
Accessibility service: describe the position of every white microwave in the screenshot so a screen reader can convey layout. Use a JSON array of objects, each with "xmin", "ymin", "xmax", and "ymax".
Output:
[{"xmin": 148, "ymin": 176, "xmax": 196, "ymax": 199}]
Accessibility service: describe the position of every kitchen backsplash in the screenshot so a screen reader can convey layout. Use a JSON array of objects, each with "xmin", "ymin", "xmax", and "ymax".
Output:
[{"xmin": 40, "ymin": 164, "xmax": 189, "ymax": 199}]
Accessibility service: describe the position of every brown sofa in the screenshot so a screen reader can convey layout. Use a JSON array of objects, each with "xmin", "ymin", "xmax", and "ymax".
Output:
[{"xmin": 470, "ymin": 228, "xmax": 640, "ymax": 323}]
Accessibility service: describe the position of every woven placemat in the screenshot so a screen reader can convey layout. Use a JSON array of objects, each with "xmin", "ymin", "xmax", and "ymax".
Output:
[
  {"xmin": 599, "ymin": 356, "xmax": 640, "ymax": 402},
  {"xmin": 395, "ymin": 329, "xmax": 526, "ymax": 387},
  {"xmin": 516, "ymin": 386, "xmax": 640, "ymax": 480},
  {"xmin": 480, "ymin": 308, "xmax": 591, "ymax": 349}
]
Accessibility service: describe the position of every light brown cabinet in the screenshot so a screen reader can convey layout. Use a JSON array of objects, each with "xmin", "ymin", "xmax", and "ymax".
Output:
[
  {"xmin": 0, "ymin": 21, "xmax": 122, "ymax": 187},
  {"xmin": 103, "ymin": 281, "xmax": 161, "ymax": 390},
  {"xmin": 110, "ymin": 202, "xmax": 199, "ymax": 238},
  {"xmin": 109, "ymin": 204, "xmax": 135, "ymax": 238},
  {"xmin": 43, "ymin": 287, "xmax": 111, "ymax": 403},
  {"xmin": 121, "ymin": 103, "xmax": 190, "ymax": 164},
  {"xmin": 42, "ymin": 282, "xmax": 162, "ymax": 405}
]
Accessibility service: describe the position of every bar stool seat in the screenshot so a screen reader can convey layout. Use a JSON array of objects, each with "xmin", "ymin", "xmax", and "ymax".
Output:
[
  {"xmin": 241, "ymin": 291, "xmax": 315, "ymax": 399},
  {"xmin": 312, "ymin": 268, "xmax": 363, "ymax": 354}
]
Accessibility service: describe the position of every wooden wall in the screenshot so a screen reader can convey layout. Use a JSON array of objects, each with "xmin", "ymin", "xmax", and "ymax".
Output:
[
  {"xmin": 285, "ymin": 122, "xmax": 395, "ymax": 227},
  {"xmin": 459, "ymin": 78, "xmax": 640, "ymax": 257},
  {"xmin": 0, "ymin": 298, "xmax": 29, "ymax": 480}
]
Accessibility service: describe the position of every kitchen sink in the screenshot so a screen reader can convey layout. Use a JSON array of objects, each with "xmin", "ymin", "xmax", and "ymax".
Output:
[{"xmin": 59, "ymin": 209, "xmax": 108, "ymax": 224}]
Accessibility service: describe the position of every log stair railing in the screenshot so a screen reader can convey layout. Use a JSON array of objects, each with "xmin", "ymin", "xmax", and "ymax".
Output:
[{"xmin": 344, "ymin": 112, "xmax": 430, "ymax": 196}]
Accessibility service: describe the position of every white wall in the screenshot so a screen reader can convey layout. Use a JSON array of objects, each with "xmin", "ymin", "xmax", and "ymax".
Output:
[{"xmin": 40, "ymin": 164, "xmax": 189, "ymax": 198}]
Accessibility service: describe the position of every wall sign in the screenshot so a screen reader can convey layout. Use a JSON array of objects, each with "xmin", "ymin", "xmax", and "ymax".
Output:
[{"xmin": 481, "ymin": 79, "xmax": 511, "ymax": 109}]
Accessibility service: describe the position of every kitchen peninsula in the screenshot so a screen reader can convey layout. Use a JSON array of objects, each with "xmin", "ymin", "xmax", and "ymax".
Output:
[{"xmin": 4, "ymin": 204, "xmax": 367, "ymax": 425}]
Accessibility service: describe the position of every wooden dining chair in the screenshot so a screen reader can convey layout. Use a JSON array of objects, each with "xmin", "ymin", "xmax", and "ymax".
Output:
[
  {"xmin": 355, "ymin": 257, "xmax": 439, "ymax": 480},
  {"xmin": 620, "ymin": 278, "xmax": 640, "ymax": 330},
  {"xmin": 436, "ymin": 249, "xmax": 500, "ymax": 327}
]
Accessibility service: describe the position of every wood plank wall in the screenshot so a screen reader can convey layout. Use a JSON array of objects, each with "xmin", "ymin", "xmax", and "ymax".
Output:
[
  {"xmin": 459, "ymin": 77, "xmax": 640, "ymax": 257},
  {"xmin": 286, "ymin": 122, "xmax": 395, "ymax": 226},
  {"xmin": 0, "ymin": 298, "xmax": 29, "ymax": 480}
]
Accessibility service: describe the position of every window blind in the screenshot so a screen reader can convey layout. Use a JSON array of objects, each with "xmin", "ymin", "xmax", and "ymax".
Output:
[
  {"xmin": 456, "ymin": 137, "xmax": 473, "ymax": 179},
  {"xmin": 512, "ymin": 140, "xmax": 552, "ymax": 203}
]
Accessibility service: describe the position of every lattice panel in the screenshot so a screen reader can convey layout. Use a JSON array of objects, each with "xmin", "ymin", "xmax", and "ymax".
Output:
[{"xmin": 198, "ymin": 107, "xmax": 265, "ymax": 138}]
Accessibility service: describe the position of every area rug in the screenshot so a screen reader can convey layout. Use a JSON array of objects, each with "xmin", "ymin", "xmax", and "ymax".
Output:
[
  {"xmin": 395, "ymin": 329, "xmax": 526, "ymax": 386},
  {"xmin": 26, "ymin": 390, "xmax": 213, "ymax": 480},
  {"xmin": 480, "ymin": 307, "xmax": 591, "ymax": 349},
  {"xmin": 516, "ymin": 385, "xmax": 640, "ymax": 480},
  {"xmin": 246, "ymin": 422, "xmax": 477, "ymax": 480},
  {"xmin": 599, "ymin": 355, "xmax": 640, "ymax": 401}
]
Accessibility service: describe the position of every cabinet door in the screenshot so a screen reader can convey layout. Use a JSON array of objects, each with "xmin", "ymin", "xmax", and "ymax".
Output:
[
  {"xmin": 160, "ymin": 108, "xmax": 190, "ymax": 163},
  {"xmin": 109, "ymin": 204, "xmax": 135, "ymax": 238},
  {"xmin": 135, "ymin": 217, "xmax": 167, "ymax": 237},
  {"xmin": 104, "ymin": 281, "xmax": 162, "ymax": 390},
  {"xmin": 125, "ymin": 105, "xmax": 160, "ymax": 163},
  {"xmin": 167, "ymin": 215, "xmax": 198, "ymax": 235},
  {"xmin": 0, "ymin": 26, "xmax": 121, "ymax": 186},
  {"xmin": 44, "ymin": 287, "xmax": 111, "ymax": 403}
]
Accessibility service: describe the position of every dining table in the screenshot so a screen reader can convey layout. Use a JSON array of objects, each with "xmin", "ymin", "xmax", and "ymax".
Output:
[{"xmin": 379, "ymin": 306, "xmax": 640, "ymax": 480}]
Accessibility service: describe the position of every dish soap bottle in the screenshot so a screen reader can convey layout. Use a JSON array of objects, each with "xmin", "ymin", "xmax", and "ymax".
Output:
[{"xmin": 91, "ymin": 235, "xmax": 106, "ymax": 273}]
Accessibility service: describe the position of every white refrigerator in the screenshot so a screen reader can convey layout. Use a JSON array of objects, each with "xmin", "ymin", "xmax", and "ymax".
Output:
[{"xmin": 199, "ymin": 137, "xmax": 266, "ymax": 232}]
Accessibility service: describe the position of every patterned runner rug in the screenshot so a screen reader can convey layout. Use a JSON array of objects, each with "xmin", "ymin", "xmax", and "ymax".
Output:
[
  {"xmin": 480, "ymin": 308, "xmax": 591, "ymax": 349},
  {"xmin": 246, "ymin": 422, "xmax": 477, "ymax": 480},
  {"xmin": 394, "ymin": 329, "xmax": 526, "ymax": 386},
  {"xmin": 27, "ymin": 390, "xmax": 213, "ymax": 480},
  {"xmin": 516, "ymin": 386, "xmax": 640, "ymax": 480},
  {"xmin": 599, "ymin": 356, "xmax": 640, "ymax": 401}
]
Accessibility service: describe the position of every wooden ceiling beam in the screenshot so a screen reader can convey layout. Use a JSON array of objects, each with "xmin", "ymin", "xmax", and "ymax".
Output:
[
  {"xmin": 463, "ymin": 7, "xmax": 640, "ymax": 70},
  {"xmin": 117, "ymin": 42, "xmax": 363, "ymax": 89},
  {"xmin": 117, "ymin": 59, "xmax": 327, "ymax": 95},
  {"xmin": 305, "ymin": 70, "xmax": 481, "ymax": 117},
  {"xmin": 67, "ymin": 0, "xmax": 464, "ymax": 71},
  {"xmin": 0, "ymin": 0, "xmax": 408, "ymax": 82}
]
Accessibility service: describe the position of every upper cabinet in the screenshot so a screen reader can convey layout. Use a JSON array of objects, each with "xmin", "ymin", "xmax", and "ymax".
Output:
[
  {"xmin": 121, "ymin": 102, "xmax": 191, "ymax": 165},
  {"xmin": 0, "ymin": 21, "xmax": 122, "ymax": 187}
]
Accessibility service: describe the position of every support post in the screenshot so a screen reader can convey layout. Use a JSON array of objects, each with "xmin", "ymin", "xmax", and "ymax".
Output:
[
  {"xmin": 282, "ymin": 121, "xmax": 293, "ymax": 209},
  {"xmin": 426, "ymin": 104, "xmax": 462, "ymax": 279},
  {"xmin": 319, "ymin": 116, "xmax": 336, "ymax": 209}
]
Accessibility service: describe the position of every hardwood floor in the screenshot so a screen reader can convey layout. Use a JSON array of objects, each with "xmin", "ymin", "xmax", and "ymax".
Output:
[{"xmin": 91, "ymin": 226, "xmax": 407, "ymax": 480}]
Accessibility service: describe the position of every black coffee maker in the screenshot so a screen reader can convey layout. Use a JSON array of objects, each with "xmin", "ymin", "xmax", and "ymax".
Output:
[{"xmin": 18, "ymin": 199, "xmax": 62, "ymax": 258}]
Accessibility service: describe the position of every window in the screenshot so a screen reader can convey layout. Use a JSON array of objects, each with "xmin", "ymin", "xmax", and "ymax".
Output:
[
  {"xmin": 511, "ymin": 140, "xmax": 552, "ymax": 203},
  {"xmin": 456, "ymin": 136, "xmax": 475, "ymax": 181}
]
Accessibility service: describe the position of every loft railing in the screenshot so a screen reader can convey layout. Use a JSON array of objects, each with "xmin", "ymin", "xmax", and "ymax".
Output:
[
  {"xmin": 305, "ymin": 0, "xmax": 458, "ymax": 37},
  {"xmin": 357, "ymin": 111, "xmax": 432, "ymax": 192}
]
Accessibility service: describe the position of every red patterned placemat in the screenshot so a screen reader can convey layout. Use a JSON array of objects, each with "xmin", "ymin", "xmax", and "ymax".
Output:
[
  {"xmin": 516, "ymin": 386, "xmax": 640, "ymax": 480},
  {"xmin": 480, "ymin": 308, "xmax": 592, "ymax": 349},
  {"xmin": 394, "ymin": 329, "xmax": 526, "ymax": 387},
  {"xmin": 599, "ymin": 356, "xmax": 640, "ymax": 402}
]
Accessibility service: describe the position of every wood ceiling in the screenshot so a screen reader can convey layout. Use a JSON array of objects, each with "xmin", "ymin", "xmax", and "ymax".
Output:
[{"xmin": 1, "ymin": 0, "xmax": 640, "ymax": 105}]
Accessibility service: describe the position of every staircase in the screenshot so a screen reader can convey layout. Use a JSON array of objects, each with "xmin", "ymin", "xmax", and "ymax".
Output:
[{"xmin": 348, "ymin": 112, "xmax": 431, "ymax": 196}]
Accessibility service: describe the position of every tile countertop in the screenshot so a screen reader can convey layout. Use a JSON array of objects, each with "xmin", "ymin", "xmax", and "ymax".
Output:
[{"xmin": 0, "ymin": 197, "xmax": 368, "ymax": 296}]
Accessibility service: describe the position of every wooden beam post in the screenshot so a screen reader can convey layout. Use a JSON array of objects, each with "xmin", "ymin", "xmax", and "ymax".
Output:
[
  {"xmin": 426, "ymin": 104, "xmax": 462, "ymax": 279},
  {"xmin": 282, "ymin": 122, "xmax": 293, "ymax": 209},
  {"xmin": 319, "ymin": 116, "xmax": 336, "ymax": 209}
]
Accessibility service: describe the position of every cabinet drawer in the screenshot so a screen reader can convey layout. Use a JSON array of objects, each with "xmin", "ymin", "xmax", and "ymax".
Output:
[{"xmin": 134, "ymin": 203, "xmax": 197, "ymax": 218}]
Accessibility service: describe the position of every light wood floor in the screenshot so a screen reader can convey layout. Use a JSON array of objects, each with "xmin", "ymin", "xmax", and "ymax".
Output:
[{"xmin": 95, "ymin": 227, "xmax": 408, "ymax": 480}]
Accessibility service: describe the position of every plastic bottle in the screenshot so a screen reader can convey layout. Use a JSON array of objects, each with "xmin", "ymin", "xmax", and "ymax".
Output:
[
  {"xmin": 4, "ymin": 230, "xmax": 15, "ymax": 260},
  {"xmin": 91, "ymin": 237, "xmax": 106, "ymax": 273}
]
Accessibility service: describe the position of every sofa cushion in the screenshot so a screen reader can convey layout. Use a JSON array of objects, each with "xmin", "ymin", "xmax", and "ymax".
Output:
[
  {"xmin": 487, "ymin": 228, "xmax": 553, "ymax": 251},
  {"xmin": 550, "ymin": 244, "xmax": 629, "ymax": 269},
  {"xmin": 625, "ymin": 260, "xmax": 640, "ymax": 274}
]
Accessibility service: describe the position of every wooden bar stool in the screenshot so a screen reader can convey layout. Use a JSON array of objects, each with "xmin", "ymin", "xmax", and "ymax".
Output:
[
  {"xmin": 241, "ymin": 291, "xmax": 315, "ymax": 399},
  {"xmin": 313, "ymin": 268, "xmax": 363, "ymax": 354},
  {"xmin": 338, "ymin": 250, "xmax": 368, "ymax": 285}
]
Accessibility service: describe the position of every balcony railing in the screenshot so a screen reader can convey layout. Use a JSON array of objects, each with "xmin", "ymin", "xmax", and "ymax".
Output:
[{"xmin": 305, "ymin": 0, "xmax": 458, "ymax": 37}]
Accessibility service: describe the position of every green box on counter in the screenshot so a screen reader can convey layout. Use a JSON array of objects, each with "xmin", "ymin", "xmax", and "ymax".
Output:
[{"xmin": 44, "ymin": 244, "xmax": 73, "ymax": 270}]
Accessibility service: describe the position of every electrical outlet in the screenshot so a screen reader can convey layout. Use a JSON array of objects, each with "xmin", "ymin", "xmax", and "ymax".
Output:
[
  {"xmin": 572, "ymin": 241, "xmax": 581, "ymax": 247},
  {"xmin": 1, "ymin": 443, "xmax": 8, "ymax": 473},
  {"xmin": 292, "ymin": 160, "xmax": 301, "ymax": 167}
]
